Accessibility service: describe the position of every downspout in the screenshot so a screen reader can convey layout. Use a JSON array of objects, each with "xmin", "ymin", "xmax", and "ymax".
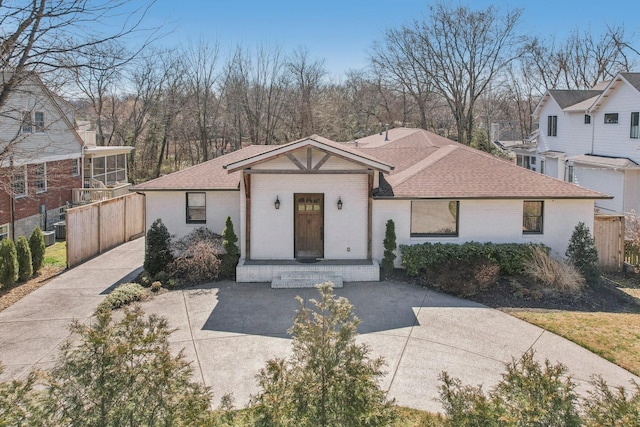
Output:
[{"xmin": 590, "ymin": 112, "xmax": 596, "ymax": 155}]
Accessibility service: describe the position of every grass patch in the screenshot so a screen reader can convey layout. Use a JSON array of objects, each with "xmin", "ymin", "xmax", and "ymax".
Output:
[
  {"xmin": 505, "ymin": 310, "xmax": 640, "ymax": 376},
  {"xmin": 44, "ymin": 241, "xmax": 66, "ymax": 267},
  {"xmin": 393, "ymin": 407, "xmax": 444, "ymax": 426}
]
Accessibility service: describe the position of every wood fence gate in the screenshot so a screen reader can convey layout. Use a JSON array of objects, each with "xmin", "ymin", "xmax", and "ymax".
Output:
[
  {"xmin": 66, "ymin": 193, "xmax": 145, "ymax": 268},
  {"xmin": 593, "ymin": 214, "xmax": 625, "ymax": 272}
]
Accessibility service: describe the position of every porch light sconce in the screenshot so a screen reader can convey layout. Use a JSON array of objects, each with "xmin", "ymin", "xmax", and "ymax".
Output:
[
  {"xmin": 274, "ymin": 196, "xmax": 280, "ymax": 210},
  {"xmin": 337, "ymin": 197, "xmax": 343, "ymax": 210}
]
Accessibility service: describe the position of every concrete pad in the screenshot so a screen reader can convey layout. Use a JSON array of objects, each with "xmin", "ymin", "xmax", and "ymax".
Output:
[
  {"xmin": 0, "ymin": 319, "xmax": 71, "ymax": 365},
  {"xmin": 194, "ymin": 335, "xmax": 291, "ymax": 408},
  {"xmin": 336, "ymin": 282, "xmax": 428, "ymax": 335},
  {"xmin": 412, "ymin": 306, "xmax": 545, "ymax": 362},
  {"xmin": 357, "ymin": 332, "xmax": 413, "ymax": 392},
  {"xmin": 532, "ymin": 330, "xmax": 637, "ymax": 388},
  {"xmin": 0, "ymin": 289, "xmax": 104, "ymax": 321},
  {"xmin": 388, "ymin": 338, "xmax": 505, "ymax": 413},
  {"xmin": 139, "ymin": 291, "xmax": 193, "ymax": 343},
  {"xmin": 45, "ymin": 267, "xmax": 142, "ymax": 292}
]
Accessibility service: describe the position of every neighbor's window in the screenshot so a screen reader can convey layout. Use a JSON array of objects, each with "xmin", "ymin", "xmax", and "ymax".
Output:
[
  {"xmin": 523, "ymin": 201, "xmax": 543, "ymax": 234},
  {"xmin": 411, "ymin": 200, "xmax": 459, "ymax": 237},
  {"xmin": 13, "ymin": 166, "xmax": 26, "ymax": 197},
  {"xmin": 34, "ymin": 111, "xmax": 44, "ymax": 132},
  {"xmin": 186, "ymin": 192, "xmax": 206, "ymax": 223},
  {"xmin": 72, "ymin": 158, "xmax": 80, "ymax": 176},
  {"xmin": 631, "ymin": 112, "xmax": 639, "ymax": 139},
  {"xmin": 0, "ymin": 224, "xmax": 8, "ymax": 240},
  {"xmin": 35, "ymin": 163, "xmax": 47, "ymax": 193},
  {"xmin": 604, "ymin": 113, "xmax": 619, "ymax": 124},
  {"xmin": 547, "ymin": 115, "xmax": 557, "ymax": 136},
  {"xmin": 21, "ymin": 111, "xmax": 32, "ymax": 133},
  {"xmin": 540, "ymin": 160, "xmax": 545, "ymax": 175},
  {"xmin": 584, "ymin": 114, "xmax": 591, "ymax": 124}
]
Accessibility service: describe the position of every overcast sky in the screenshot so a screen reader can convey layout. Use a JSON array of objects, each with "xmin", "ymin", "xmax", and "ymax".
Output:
[{"xmin": 141, "ymin": 0, "xmax": 640, "ymax": 79}]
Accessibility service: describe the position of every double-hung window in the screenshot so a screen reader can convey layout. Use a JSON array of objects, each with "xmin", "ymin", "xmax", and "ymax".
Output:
[
  {"xmin": 410, "ymin": 200, "xmax": 459, "ymax": 237},
  {"xmin": 34, "ymin": 112, "xmax": 45, "ymax": 132},
  {"xmin": 631, "ymin": 112, "xmax": 639, "ymax": 139},
  {"xmin": 547, "ymin": 116, "xmax": 557, "ymax": 136},
  {"xmin": 0, "ymin": 225, "xmax": 8, "ymax": 240},
  {"xmin": 35, "ymin": 163, "xmax": 47, "ymax": 193},
  {"xmin": 21, "ymin": 112, "xmax": 32, "ymax": 133},
  {"xmin": 523, "ymin": 201, "xmax": 543, "ymax": 234},
  {"xmin": 186, "ymin": 192, "xmax": 206, "ymax": 224},
  {"xmin": 13, "ymin": 166, "xmax": 27, "ymax": 197}
]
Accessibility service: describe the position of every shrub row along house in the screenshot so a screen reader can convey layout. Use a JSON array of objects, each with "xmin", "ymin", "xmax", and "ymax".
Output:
[
  {"xmin": 518, "ymin": 72, "xmax": 640, "ymax": 215},
  {"xmin": 134, "ymin": 127, "xmax": 608, "ymax": 285},
  {"xmin": 0, "ymin": 72, "xmax": 133, "ymax": 241}
]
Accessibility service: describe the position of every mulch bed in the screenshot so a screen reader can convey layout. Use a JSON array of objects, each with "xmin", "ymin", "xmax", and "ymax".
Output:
[{"xmin": 387, "ymin": 269, "xmax": 640, "ymax": 313}]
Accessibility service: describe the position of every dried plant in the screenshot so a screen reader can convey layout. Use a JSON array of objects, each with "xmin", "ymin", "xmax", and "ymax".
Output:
[{"xmin": 525, "ymin": 246, "xmax": 585, "ymax": 294}]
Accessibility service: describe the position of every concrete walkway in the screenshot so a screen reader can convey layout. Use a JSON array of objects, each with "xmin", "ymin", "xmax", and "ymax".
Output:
[{"xmin": 0, "ymin": 237, "xmax": 638, "ymax": 413}]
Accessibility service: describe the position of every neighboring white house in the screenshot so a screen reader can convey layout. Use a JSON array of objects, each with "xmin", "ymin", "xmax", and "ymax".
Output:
[
  {"xmin": 533, "ymin": 73, "xmax": 640, "ymax": 214},
  {"xmin": 133, "ymin": 128, "xmax": 608, "ymax": 283}
]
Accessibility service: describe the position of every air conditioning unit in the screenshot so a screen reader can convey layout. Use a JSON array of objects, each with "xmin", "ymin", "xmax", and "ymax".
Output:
[
  {"xmin": 54, "ymin": 221, "xmax": 66, "ymax": 240},
  {"xmin": 42, "ymin": 230, "xmax": 56, "ymax": 247}
]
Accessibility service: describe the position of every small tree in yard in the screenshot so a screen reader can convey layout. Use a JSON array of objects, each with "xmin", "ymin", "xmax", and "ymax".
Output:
[
  {"xmin": 0, "ymin": 238, "xmax": 19, "ymax": 287},
  {"xmin": 251, "ymin": 282, "xmax": 397, "ymax": 427},
  {"xmin": 29, "ymin": 227, "xmax": 46, "ymax": 274},
  {"xmin": 566, "ymin": 222, "xmax": 600, "ymax": 286},
  {"xmin": 382, "ymin": 219, "xmax": 397, "ymax": 278},
  {"xmin": 221, "ymin": 216, "xmax": 239, "ymax": 278},
  {"xmin": 144, "ymin": 218, "xmax": 173, "ymax": 276},
  {"xmin": 40, "ymin": 306, "xmax": 212, "ymax": 426},
  {"xmin": 439, "ymin": 350, "xmax": 581, "ymax": 427},
  {"xmin": 16, "ymin": 236, "xmax": 33, "ymax": 282}
]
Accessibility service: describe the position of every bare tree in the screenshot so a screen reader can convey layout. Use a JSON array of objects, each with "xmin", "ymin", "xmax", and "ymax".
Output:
[
  {"xmin": 522, "ymin": 26, "xmax": 638, "ymax": 90},
  {"xmin": 286, "ymin": 47, "xmax": 326, "ymax": 138},
  {"xmin": 377, "ymin": 3, "xmax": 522, "ymax": 145}
]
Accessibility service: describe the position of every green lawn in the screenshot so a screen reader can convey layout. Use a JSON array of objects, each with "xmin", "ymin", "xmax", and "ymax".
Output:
[{"xmin": 44, "ymin": 241, "xmax": 66, "ymax": 267}]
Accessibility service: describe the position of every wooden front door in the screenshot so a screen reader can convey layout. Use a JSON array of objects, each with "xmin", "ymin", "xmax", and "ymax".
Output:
[{"xmin": 295, "ymin": 193, "xmax": 324, "ymax": 258}]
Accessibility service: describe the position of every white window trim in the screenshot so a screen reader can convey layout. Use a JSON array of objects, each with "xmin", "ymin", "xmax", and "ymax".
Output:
[
  {"xmin": 0, "ymin": 224, "xmax": 8, "ymax": 240},
  {"xmin": 72, "ymin": 158, "xmax": 80, "ymax": 176},
  {"xmin": 36, "ymin": 163, "xmax": 47, "ymax": 193},
  {"xmin": 34, "ymin": 111, "xmax": 45, "ymax": 132},
  {"xmin": 13, "ymin": 166, "xmax": 27, "ymax": 198},
  {"xmin": 21, "ymin": 111, "xmax": 32, "ymax": 133}
]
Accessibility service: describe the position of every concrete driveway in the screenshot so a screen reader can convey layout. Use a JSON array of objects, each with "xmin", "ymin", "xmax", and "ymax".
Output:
[{"xmin": 0, "ymin": 237, "xmax": 638, "ymax": 413}]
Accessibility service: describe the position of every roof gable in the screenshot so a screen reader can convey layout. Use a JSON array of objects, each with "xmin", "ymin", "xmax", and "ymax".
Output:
[
  {"xmin": 223, "ymin": 136, "xmax": 393, "ymax": 173},
  {"xmin": 589, "ymin": 72, "xmax": 640, "ymax": 112}
]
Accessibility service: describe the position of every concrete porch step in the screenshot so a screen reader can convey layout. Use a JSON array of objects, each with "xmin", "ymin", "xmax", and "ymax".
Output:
[{"xmin": 271, "ymin": 271, "xmax": 343, "ymax": 288}]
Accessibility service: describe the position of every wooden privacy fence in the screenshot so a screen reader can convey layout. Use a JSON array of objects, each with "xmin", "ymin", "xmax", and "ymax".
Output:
[
  {"xmin": 593, "ymin": 214, "xmax": 625, "ymax": 272},
  {"xmin": 66, "ymin": 192, "xmax": 145, "ymax": 268}
]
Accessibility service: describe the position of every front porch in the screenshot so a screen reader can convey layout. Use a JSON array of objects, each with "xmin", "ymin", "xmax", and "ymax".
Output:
[{"xmin": 236, "ymin": 258, "xmax": 380, "ymax": 286}]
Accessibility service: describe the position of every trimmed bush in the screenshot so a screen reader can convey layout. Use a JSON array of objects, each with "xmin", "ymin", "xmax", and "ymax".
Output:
[
  {"xmin": 98, "ymin": 283, "xmax": 146, "ymax": 311},
  {"xmin": 221, "ymin": 216, "xmax": 239, "ymax": 279},
  {"xmin": 432, "ymin": 257, "xmax": 499, "ymax": 297},
  {"xmin": 401, "ymin": 241, "xmax": 543, "ymax": 277},
  {"xmin": 29, "ymin": 227, "xmax": 45, "ymax": 274},
  {"xmin": 566, "ymin": 222, "xmax": 600, "ymax": 286},
  {"xmin": 144, "ymin": 219, "xmax": 173, "ymax": 276},
  {"xmin": 382, "ymin": 219, "xmax": 397, "ymax": 278},
  {"xmin": 583, "ymin": 376, "xmax": 640, "ymax": 426},
  {"xmin": 0, "ymin": 238, "xmax": 19, "ymax": 287},
  {"xmin": 16, "ymin": 236, "xmax": 33, "ymax": 282}
]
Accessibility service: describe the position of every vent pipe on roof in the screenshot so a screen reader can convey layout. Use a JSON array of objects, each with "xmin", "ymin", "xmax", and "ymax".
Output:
[
  {"xmin": 354, "ymin": 140, "xmax": 358, "ymax": 147},
  {"xmin": 384, "ymin": 123, "xmax": 389, "ymax": 141}
]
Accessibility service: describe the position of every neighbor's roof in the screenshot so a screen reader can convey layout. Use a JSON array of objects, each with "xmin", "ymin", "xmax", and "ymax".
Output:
[
  {"xmin": 570, "ymin": 154, "xmax": 640, "ymax": 170},
  {"xmin": 548, "ymin": 90, "xmax": 603, "ymax": 109},
  {"xmin": 133, "ymin": 127, "xmax": 610, "ymax": 200},
  {"xmin": 357, "ymin": 128, "xmax": 608, "ymax": 199}
]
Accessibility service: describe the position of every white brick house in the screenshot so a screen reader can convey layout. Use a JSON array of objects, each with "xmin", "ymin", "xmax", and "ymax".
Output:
[
  {"xmin": 533, "ymin": 73, "xmax": 640, "ymax": 214},
  {"xmin": 134, "ymin": 128, "xmax": 608, "ymax": 283}
]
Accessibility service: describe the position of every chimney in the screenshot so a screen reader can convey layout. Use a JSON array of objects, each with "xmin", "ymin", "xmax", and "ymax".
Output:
[{"xmin": 384, "ymin": 124, "xmax": 389, "ymax": 141}]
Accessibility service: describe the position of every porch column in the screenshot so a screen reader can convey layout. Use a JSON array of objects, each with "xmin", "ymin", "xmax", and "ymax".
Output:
[
  {"xmin": 243, "ymin": 171, "xmax": 251, "ymax": 259},
  {"xmin": 367, "ymin": 172, "xmax": 373, "ymax": 259}
]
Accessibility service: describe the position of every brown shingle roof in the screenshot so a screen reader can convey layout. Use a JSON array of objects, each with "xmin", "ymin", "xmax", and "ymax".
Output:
[
  {"xmin": 358, "ymin": 128, "xmax": 608, "ymax": 199},
  {"xmin": 133, "ymin": 145, "xmax": 273, "ymax": 190},
  {"xmin": 134, "ymin": 127, "xmax": 609, "ymax": 200}
]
